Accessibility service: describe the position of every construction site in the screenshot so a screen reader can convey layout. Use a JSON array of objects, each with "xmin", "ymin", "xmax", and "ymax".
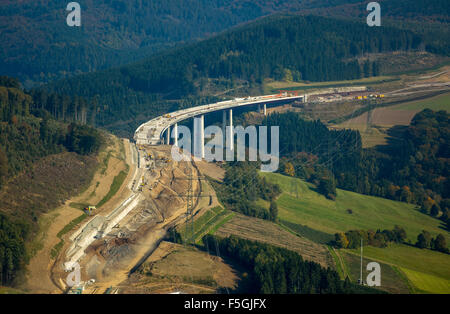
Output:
[{"xmin": 53, "ymin": 143, "xmax": 219, "ymax": 294}]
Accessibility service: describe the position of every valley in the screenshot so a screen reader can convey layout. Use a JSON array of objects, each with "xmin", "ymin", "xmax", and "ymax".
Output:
[{"xmin": 0, "ymin": 1, "xmax": 449, "ymax": 298}]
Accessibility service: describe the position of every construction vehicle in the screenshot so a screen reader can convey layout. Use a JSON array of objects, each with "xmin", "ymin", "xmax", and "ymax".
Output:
[{"xmin": 84, "ymin": 206, "xmax": 96, "ymax": 215}]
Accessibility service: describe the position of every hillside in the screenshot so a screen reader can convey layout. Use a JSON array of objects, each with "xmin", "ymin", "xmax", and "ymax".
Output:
[
  {"xmin": 260, "ymin": 172, "xmax": 448, "ymax": 244},
  {"xmin": 45, "ymin": 13, "xmax": 429, "ymax": 136},
  {"xmin": 3, "ymin": 1, "xmax": 448, "ymax": 88},
  {"xmin": 301, "ymin": 0, "xmax": 450, "ymax": 56},
  {"xmin": 260, "ymin": 172, "xmax": 450, "ymax": 293},
  {"xmin": 0, "ymin": 0, "xmax": 337, "ymax": 87},
  {"xmin": 0, "ymin": 77, "xmax": 104, "ymax": 287}
]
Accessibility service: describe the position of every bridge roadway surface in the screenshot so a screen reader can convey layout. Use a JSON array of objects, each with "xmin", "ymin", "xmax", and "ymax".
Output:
[{"xmin": 134, "ymin": 93, "xmax": 305, "ymax": 145}]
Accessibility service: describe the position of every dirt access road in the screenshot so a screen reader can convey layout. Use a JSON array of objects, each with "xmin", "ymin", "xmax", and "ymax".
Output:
[{"xmin": 23, "ymin": 136, "xmax": 133, "ymax": 293}]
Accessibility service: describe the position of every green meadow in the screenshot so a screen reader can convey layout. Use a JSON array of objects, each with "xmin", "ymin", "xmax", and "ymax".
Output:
[
  {"xmin": 260, "ymin": 172, "xmax": 447, "ymax": 243},
  {"xmin": 260, "ymin": 172, "xmax": 450, "ymax": 293},
  {"xmin": 391, "ymin": 92, "xmax": 450, "ymax": 112},
  {"xmin": 345, "ymin": 245, "xmax": 450, "ymax": 294}
]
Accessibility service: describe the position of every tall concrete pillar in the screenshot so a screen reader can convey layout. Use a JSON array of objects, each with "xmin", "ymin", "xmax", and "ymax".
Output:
[
  {"xmin": 263, "ymin": 104, "xmax": 267, "ymax": 116},
  {"xmin": 258, "ymin": 104, "xmax": 261, "ymax": 113},
  {"xmin": 200, "ymin": 115, "xmax": 205, "ymax": 159},
  {"xmin": 222, "ymin": 110, "xmax": 227, "ymax": 144},
  {"xmin": 173, "ymin": 123, "xmax": 178, "ymax": 146},
  {"xmin": 229, "ymin": 109, "xmax": 234, "ymax": 151},
  {"xmin": 166, "ymin": 126, "xmax": 170, "ymax": 145},
  {"xmin": 193, "ymin": 116, "xmax": 205, "ymax": 160}
]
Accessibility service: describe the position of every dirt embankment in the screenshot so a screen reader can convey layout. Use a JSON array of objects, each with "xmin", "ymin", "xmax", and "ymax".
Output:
[
  {"xmin": 118, "ymin": 241, "xmax": 239, "ymax": 294},
  {"xmin": 80, "ymin": 146, "xmax": 204, "ymax": 294}
]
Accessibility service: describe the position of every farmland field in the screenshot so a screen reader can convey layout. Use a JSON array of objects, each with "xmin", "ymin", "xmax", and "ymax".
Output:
[
  {"xmin": 390, "ymin": 92, "xmax": 450, "ymax": 112},
  {"xmin": 344, "ymin": 244, "xmax": 450, "ymax": 294},
  {"xmin": 400, "ymin": 268, "xmax": 450, "ymax": 294},
  {"xmin": 339, "ymin": 250, "xmax": 411, "ymax": 294},
  {"xmin": 260, "ymin": 173, "xmax": 448, "ymax": 244},
  {"xmin": 332, "ymin": 92, "xmax": 450, "ymax": 147},
  {"xmin": 260, "ymin": 172, "xmax": 450, "ymax": 293},
  {"xmin": 215, "ymin": 213, "xmax": 333, "ymax": 268}
]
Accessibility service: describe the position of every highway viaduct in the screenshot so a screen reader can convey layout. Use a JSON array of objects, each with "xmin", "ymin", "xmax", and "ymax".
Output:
[{"xmin": 134, "ymin": 93, "xmax": 307, "ymax": 153}]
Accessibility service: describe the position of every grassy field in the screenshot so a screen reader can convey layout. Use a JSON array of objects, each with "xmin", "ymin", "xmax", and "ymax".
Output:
[
  {"xmin": 344, "ymin": 244, "xmax": 450, "ymax": 294},
  {"xmin": 215, "ymin": 212, "xmax": 333, "ymax": 267},
  {"xmin": 390, "ymin": 92, "xmax": 450, "ymax": 112},
  {"xmin": 96, "ymin": 167, "xmax": 129, "ymax": 208},
  {"xmin": 339, "ymin": 250, "xmax": 411, "ymax": 294},
  {"xmin": 260, "ymin": 172, "xmax": 450, "ymax": 293},
  {"xmin": 261, "ymin": 173, "xmax": 448, "ymax": 244},
  {"xmin": 177, "ymin": 206, "xmax": 235, "ymax": 245},
  {"xmin": 0, "ymin": 286, "xmax": 25, "ymax": 294},
  {"xmin": 265, "ymin": 76, "xmax": 398, "ymax": 93},
  {"xmin": 400, "ymin": 268, "xmax": 450, "ymax": 294}
]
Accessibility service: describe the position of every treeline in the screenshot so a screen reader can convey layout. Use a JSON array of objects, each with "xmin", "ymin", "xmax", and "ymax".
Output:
[
  {"xmin": 334, "ymin": 226, "xmax": 407, "ymax": 249},
  {"xmin": 203, "ymin": 234, "xmax": 381, "ymax": 294},
  {"xmin": 0, "ymin": 77, "xmax": 103, "ymax": 286},
  {"xmin": 264, "ymin": 111, "xmax": 449, "ymax": 221},
  {"xmin": 416, "ymin": 231, "xmax": 449, "ymax": 254},
  {"xmin": 282, "ymin": 155, "xmax": 337, "ymax": 200},
  {"xmin": 211, "ymin": 162, "xmax": 281, "ymax": 221},
  {"xmin": 44, "ymin": 14, "xmax": 424, "ymax": 136}
]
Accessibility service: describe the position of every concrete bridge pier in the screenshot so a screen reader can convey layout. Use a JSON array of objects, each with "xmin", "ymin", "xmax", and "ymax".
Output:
[
  {"xmin": 173, "ymin": 123, "xmax": 178, "ymax": 146},
  {"xmin": 222, "ymin": 110, "xmax": 227, "ymax": 141},
  {"xmin": 263, "ymin": 104, "xmax": 267, "ymax": 116},
  {"xmin": 166, "ymin": 126, "xmax": 170, "ymax": 145},
  {"xmin": 193, "ymin": 115, "xmax": 205, "ymax": 159},
  {"xmin": 228, "ymin": 109, "xmax": 233, "ymax": 151}
]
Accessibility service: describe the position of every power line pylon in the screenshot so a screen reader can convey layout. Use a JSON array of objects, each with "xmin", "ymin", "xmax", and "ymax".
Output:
[{"xmin": 185, "ymin": 167, "xmax": 195, "ymax": 246}]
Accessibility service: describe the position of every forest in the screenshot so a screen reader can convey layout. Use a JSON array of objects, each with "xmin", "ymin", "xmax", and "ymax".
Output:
[
  {"xmin": 43, "ymin": 13, "xmax": 426, "ymax": 137},
  {"xmin": 0, "ymin": 77, "xmax": 103, "ymax": 286},
  {"xmin": 0, "ymin": 0, "xmax": 316, "ymax": 86},
  {"xmin": 4, "ymin": 0, "xmax": 447, "ymax": 87},
  {"xmin": 203, "ymin": 234, "xmax": 381, "ymax": 294},
  {"xmin": 211, "ymin": 161, "xmax": 281, "ymax": 221}
]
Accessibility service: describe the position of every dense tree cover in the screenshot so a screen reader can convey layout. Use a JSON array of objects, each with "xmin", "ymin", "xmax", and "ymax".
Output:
[
  {"xmin": 334, "ymin": 226, "xmax": 407, "ymax": 249},
  {"xmin": 269, "ymin": 113, "xmax": 360, "ymax": 198},
  {"xmin": 43, "ymin": 13, "xmax": 425, "ymax": 137},
  {"xmin": 65, "ymin": 124, "xmax": 103, "ymax": 155},
  {"xmin": 264, "ymin": 111, "xmax": 449, "ymax": 219},
  {"xmin": 304, "ymin": 0, "xmax": 450, "ymax": 56},
  {"xmin": 0, "ymin": 213, "xmax": 30, "ymax": 285},
  {"xmin": 416, "ymin": 231, "xmax": 449, "ymax": 254},
  {"xmin": 0, "ymin": 81, "xmax": 103, "ymax": 182},
  {"xmin": 0, "ymin": 77, "xmax": 103, "ymax": 286},
  {"xmin": 203, "ymin": 234, "xmax": 382, "ymax": 294},
  {"xmin": 0, "ymin": 0, "xmax": 323, "ymax": 87},
  {"xmin": 212, "ymin": 162, "xmax": 281, "ymax": 221},
  {"xmin": 5, "ymin": 0, "xmax": 445, "ymax": 87}
]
